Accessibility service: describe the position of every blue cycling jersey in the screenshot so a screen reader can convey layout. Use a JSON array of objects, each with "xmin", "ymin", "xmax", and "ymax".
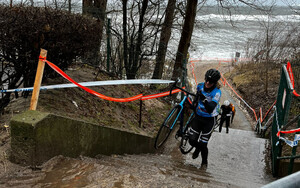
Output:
[{"xmin": 196, "ymin": 82, "xmax": 221, "ymax": 117}]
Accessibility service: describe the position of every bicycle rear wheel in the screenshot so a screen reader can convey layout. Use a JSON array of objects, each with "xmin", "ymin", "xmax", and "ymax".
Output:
[
  {"xmin": 180, "ymin": 116, "xmax": 194, "ymax": 154},
  {"xmin": 154, "ymin": 106, "xmax": 181, "ymax": 149},
  {"xmin": 214, "ymin": 116, "xmax": 221, "ymax": 130},
  {"xmin": 180, "ymin": 130, "xmax": 194, "ymax": 154}
]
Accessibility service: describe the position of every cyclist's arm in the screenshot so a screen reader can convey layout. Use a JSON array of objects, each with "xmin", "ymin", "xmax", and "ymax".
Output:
[
  {"xmin": 203, "ymin": 100, "xmax": 217, "ymax": 114},
  {"xmin": 191, "ymin": 93, "xmax": 200, "ymax": 110}
]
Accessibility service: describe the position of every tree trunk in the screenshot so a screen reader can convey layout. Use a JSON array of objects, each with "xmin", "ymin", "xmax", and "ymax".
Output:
[
  {"xmin": 125, "ymin": 0, "xmax": 148, "ymax": 79},
  {"xmin": 94, "ymin": 0, "xmax": 107, "ymax": 48},
  {"xmin": 265, "ymin": 28, "xmax": 270, "ymax": 96},
  {"xmin": 152, "ymin": 0, "xmax": 176, "ymax": 79},
  {"xmin": 94, "ymin": 0, "xmax": 107, "ymax": 20},
  {"xmin": 82, "ymin": 0, "xmax": 92, "ymax": 16},
  {"xmin": 122, "ymin": 0, "xmax": 129, "ymax": 78},
  {"xmin": 171, "ymin": 0, "xmax": 197, "ymax": 81},
  {"xmin": 130, "ymin": 0, "xmax": 149, "ymax": 79},
  {"xmin": 68, "ymin": 0, "xmax": 71, "ymax": 13}
]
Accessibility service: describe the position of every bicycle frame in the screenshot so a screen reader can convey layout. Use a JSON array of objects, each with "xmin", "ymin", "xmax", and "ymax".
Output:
[
  {"xmin": 164, "ymin": 95, "xmax": 187, "ymax": 130},
  {"xmin": 154, "ymin": 80, "xmax": 196, "ymax": 149},
  {"xmin": 164, "ymin": 95, "xmax": 194, "ymax": 132}
]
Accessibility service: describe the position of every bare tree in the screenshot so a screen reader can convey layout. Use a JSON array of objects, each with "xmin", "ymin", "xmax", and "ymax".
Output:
[
  {"xmin": 244, "ymin": 4, "xmax": 300, "ymax": 95},
  {"xmin": 171, "ymin": 0, "xmax": 198, "ymax": 81},
  {"xmin": 152, "ymin": 0, "xmax": 176, "ymax": 79},
  {"xmin": 107, "ymin": 0, "xmax": 162, "ymax": 79},
  {"xmin": 122, "ymin": 0, "xmax": 128, "ymax": 78}
]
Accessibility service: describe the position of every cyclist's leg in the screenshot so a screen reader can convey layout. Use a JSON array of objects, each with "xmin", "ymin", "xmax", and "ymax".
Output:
[
  {"xmin": 197, "ymin": 117, "xmax": 215, "ymax": 164},
  {"xmin": 225, "ymin": 116, "xmax": 230, "ymax": 133},
  {"xmin": 199, "ymin": 141, "xmax": 208, "ymax": 164},
  {"xmin": 219, "ymin": 117, "xmax": 225, "ymax": 132},
  {"xmin": 188, "ymin": 115, "xmax": 200, "ymax": 148}
]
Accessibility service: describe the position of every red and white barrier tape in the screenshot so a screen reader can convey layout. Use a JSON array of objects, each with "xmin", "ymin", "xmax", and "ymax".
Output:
[{"xmin": 287, "ymin": 62, "xmax": 300, "ymax": 97}]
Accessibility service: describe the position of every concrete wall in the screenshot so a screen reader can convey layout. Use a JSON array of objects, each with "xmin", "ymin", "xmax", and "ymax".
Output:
[{"xmin": 10, "ymin": 110, "xmax": 155, "ymax": 166}]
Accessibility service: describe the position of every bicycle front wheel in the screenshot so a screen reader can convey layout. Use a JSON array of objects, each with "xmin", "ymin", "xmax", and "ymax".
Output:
[{"xmin": 154, "ymin": 106, "xmax": 181, "ymax": 149}]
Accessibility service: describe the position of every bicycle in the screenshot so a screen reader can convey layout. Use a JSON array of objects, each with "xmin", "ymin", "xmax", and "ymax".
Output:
[
  {"xmin": 154, "ymin": 79, "xmax": 196, "ymax": 154},
  {"xmin": 213, "ymin": 114, "xmax": 221, "ymax": 130}
]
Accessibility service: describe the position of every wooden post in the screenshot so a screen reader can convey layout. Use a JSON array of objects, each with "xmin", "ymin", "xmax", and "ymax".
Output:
[{"xmin": 30, "ymin": 49, "xmax": 47, "ymax": 110}]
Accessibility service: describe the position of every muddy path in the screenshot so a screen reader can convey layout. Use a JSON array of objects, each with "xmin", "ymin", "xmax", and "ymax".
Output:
[
  {"xmin": 189, "ymin": 61, "xmax": 255, "ymax": 131},
  {"xmin": 0, "ymin": 61, "xmax": 276, "ymax": 187}
]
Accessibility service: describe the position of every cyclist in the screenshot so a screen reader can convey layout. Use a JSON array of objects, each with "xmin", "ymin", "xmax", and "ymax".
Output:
[
  {"xmin": 219, "ymin": 100, "xmax": 235, "ymax": 133},
  {"xmin": 189, "ymin": 68, "xmax": 221, "ymax": 167}
]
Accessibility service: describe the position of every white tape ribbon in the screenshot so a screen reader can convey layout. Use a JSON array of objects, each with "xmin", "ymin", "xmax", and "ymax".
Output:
[
  {"xmin": 277, "ymin": 134, "xmax": 300, "ymax": 147},
  {"xmin": 1, "ymin": 79, "xmax": 175, "ymax": 93}
]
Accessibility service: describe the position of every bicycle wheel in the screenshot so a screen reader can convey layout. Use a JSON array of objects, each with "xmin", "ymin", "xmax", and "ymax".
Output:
[
  {"xmin": 214, "ymin": 116, "xmax": 221, "ymax": 130},
  {"xmin": 180, "ymin": 129, "xmax": 194, "ymax": 154},
  {"xmin": 180, "ymin": 115, "xmax": 194, "ymax": 154},
  {"xmin": 154, "ymin": 106, "xmax": 181, "ymax": 149}
]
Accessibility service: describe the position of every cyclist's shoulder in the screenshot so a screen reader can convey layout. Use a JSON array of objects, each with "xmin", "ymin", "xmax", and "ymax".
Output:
[
  {"xmin": 197, "ymin": 82, "xmax": 205, "ymax": 87},
  {"xmin": 197, "ymin": 82, "xmax": 205, "ymax": 90},
  {"xmin": 212, "ymin": 86, "xmax": 221, "ymax": 94}
]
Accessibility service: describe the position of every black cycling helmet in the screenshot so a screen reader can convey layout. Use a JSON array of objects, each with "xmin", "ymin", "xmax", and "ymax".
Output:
[{"xmin": 205, "ymin": 69, "xmax": 221, "ymax": 83}]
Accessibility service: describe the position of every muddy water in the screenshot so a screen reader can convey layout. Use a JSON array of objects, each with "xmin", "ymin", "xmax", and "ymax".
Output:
[
  {"xmin": 1, "ymin": 61, "xmax": 276, "ymax": 187},
  {"xmin": 2, "ymin": 128, "xmax": 275, "ymax": 188}
]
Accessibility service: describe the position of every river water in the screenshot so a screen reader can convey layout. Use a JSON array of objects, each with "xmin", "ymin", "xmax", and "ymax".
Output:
[{"xmin": 183, "ymin": 6, "xmax": 300, "ymax": 60}]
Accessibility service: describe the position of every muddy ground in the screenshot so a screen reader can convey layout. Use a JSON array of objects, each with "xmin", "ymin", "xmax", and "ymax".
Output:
[{"xmin": 0, "ymin": 60, "xmax": 294, "ymax": 186}]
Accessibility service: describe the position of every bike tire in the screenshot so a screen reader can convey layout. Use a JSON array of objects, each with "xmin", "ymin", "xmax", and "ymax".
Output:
[
  {"xmin": 180, "ymin": 126, "xmax": 194, "ymax": 154},
  {"xmin": 214, "ymin": 116, "xmax": 221, "ymax": 130},
  {"xmin": 154, "ymin": 106, "xmax": 181, "ymax": 149},
  {"xmin": 180, "ymin": 115, "xmax": 194, "ymax": 154}
]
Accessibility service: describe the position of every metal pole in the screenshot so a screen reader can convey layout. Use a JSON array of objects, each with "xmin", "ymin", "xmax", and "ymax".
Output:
[
  {"xmin": 262, "ymin": 171, "xmax": 300, "ymax": 188},
  {"xmin": 181, "ymin": 57, "xmax": 187, "ymax": 100},
  {"xmin": 139, "ymin": 99, "xmax": 142, "ymax": 127}
]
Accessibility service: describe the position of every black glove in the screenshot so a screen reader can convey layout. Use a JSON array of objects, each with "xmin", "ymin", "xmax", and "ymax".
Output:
[{"xmin": 197, "ymin": 90, "xmax": 206, "ymax": 101}]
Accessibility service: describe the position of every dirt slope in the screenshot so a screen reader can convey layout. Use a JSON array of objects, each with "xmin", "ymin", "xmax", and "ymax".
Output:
[{"xmin": 0, "ymin": 64, "xmax": 174, "ymax": 178}]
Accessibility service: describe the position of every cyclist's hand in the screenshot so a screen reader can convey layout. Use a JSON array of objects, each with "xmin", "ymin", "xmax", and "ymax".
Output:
[{"xmin": 197, "ymin": 90, "xmax": 206, "ymax": 101}]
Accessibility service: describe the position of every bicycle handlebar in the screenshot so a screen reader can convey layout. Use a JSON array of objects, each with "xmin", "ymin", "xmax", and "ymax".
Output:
[{"xmin": 169, "ymin": 78, "xmax": 196, "ymax": 97}]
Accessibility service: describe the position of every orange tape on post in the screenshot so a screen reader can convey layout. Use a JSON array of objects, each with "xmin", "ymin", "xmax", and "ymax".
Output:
[
  {"xmin": 220, "ymin": 72, "xmax": 258, "ymax": 121},
  {"xmin": 190, "ymin": 63, "xmax": 197, "ymax": 84},
  {"xmin": 45, "ymin": 60, "xmax": 142, "ymax": 102},
  {"xmin": 141, "ymin": 87, "xmax": 185, "ymax": 101},
  {"xmin": 260, "ymin": 107, "xmax": 263, "ymax": 123},
  {"xmin": 287, "ymin": 62, "xmax": 300, "ymax": 97},
  {"xmin": 277, "ymin": 128, "xmax": 300, "ymax": 137},
  {"xmin": 39, "ymin": 56, "xmax": 46, "ymax": 61},
  {"xmin": 262, "ymin": 100, "xmax": 276, "ymax": 122}
]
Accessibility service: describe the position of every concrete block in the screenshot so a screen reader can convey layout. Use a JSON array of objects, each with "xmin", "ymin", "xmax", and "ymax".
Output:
[{"xmin": 10, "ymin": 110, "xmax": 155, "ymax": 166}]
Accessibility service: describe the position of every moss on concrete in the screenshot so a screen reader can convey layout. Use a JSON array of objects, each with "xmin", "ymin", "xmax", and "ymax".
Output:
[
  {"xmin": 11, "ymin": 110, "xmax": 49, "ymax": 125},
  {"xmin": 10, "ymin": 111, "xmax": 155, "ymax": 166}
]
